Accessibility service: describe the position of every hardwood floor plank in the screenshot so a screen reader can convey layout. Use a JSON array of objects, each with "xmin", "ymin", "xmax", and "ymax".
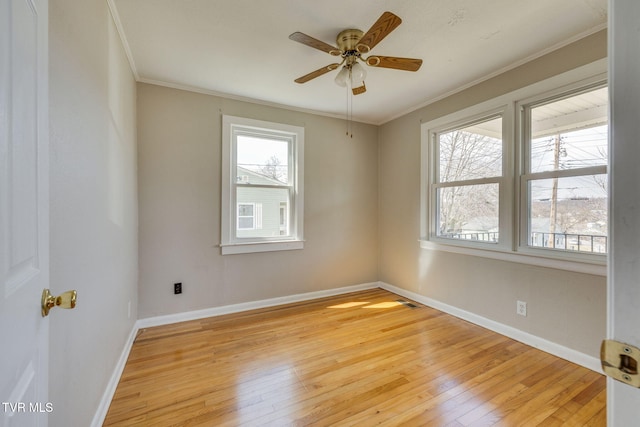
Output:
[
  {"xmin": 103, "ymin": 289, "xmax": 605, "ymax": 426},
  {"xmin": 563, "ymin": 388, "xmax": 607, "ymax": 426}
]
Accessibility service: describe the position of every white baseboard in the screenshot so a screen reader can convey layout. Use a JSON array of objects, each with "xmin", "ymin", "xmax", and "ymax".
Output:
[
  {"xmin": 137, "ymin": 282, "xmax": 379, "ymax": 329},
  {"xmin": 378, "ymin": 281, "xmax": 602, "ymax": 373},
  {"xmin": 90, "ymin": 323, "xmax": 139, "ymax": 427}
]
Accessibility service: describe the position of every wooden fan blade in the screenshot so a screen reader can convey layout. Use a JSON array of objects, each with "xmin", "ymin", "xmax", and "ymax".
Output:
[
  {"xmin": 294, "ymin": 63, "xmax": 341, "ymax": 84},
  {"xmin": 356, "ymin": 11, "xmax": 402, "ymax": 53},
  {"xmin": 289, "ymin": 32, "xmax": 341, "ymax": 56},
  {"xmin": 366, "ymin": 56, "xmax": 422, "ymax": 71}
]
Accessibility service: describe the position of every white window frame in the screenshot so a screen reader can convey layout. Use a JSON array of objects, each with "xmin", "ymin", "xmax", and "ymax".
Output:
[
  {"xmin": 427, "ymin": 107, "xmax": 513, "ymax": 252},
  {"xmin": 420, "ymin": 60, "xmax": 607, "ymax": 276},
  {"xmin": 221, "ymin": 115, "xmax": 304, "ymax": 255},
  {"xmin": 517, "ymin": 82, "xmax": 608, "ymax": 262}
]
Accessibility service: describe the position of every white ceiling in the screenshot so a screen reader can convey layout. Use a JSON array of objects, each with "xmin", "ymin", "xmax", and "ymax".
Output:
[{"xmin": 111, "ymin": 0, "xmax": 607, "ymax": 125}]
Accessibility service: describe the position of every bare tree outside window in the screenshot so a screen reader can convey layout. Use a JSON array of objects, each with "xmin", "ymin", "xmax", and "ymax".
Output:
[
  {"xmin": 436, "ymin": 117, "xmax": 502, "ymax": 241},
  {"xmin": 423, "ymin": 80, "xmax": 608, "ymax": 259},
  {"xmin": 258, "ymin": 155, "xmax": 287, "ymax": 183}
]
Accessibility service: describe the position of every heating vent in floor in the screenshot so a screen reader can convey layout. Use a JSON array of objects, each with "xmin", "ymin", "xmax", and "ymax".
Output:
[{"xmin": 396, "ymin": 299, "xmax": 419, "ymax": 308}]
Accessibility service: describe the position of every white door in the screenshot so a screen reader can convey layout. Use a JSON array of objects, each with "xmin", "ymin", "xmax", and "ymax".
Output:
[
  {"xmin": 0, "ymin": 0, "xmax": 50, "ymax": 425},
  {"xmin": 608, "ymin": 0, "xmax": 640, "ymax": 424}
]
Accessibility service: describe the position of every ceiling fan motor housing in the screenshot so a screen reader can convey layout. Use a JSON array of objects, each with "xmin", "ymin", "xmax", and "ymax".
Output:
[{"xmin": 336, "ymin": 29, "xmax": 365, "ymax": 53}]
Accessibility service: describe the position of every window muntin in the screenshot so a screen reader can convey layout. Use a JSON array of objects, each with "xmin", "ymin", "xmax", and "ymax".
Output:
[
  {"xmin": 522, "ymin": 85, "xmax": 608, "ymax": 255},
  {"xmin": 433, "ymin": 115, "xmax": 504, "ymax": 244},
  {"xmin": 221, "ymin": 115, "xmax": 304, "ymax": 254}
]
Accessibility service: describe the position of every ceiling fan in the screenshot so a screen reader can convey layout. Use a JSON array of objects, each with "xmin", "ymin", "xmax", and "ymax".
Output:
[{"xmin": 289, "ymin": 11, "xmax": 422, "ymax": 95}]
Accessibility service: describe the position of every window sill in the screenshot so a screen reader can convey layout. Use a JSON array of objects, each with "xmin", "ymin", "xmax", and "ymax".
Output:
[
  {"xmin": 221, "ymin": 239, "xmax": 304, "ymax": 255},
  {"xmin": 419, "ymin": 239, "xmax": 606, "ymax": 276}
]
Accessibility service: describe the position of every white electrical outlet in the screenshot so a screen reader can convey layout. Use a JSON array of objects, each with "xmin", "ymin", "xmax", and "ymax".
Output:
[{"xmin": 517, "ymin": 300, "xmax": 527, "ymax": 317}]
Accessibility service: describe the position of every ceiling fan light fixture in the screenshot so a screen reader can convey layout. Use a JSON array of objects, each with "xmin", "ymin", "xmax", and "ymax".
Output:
[
  {"xmin": 334, "ymin": 66, "xmax": 350, "ymax": 87},
  {"xmin": 349, "ymin": 62, "xmax": 367, "ymax": 95},
  {"xmin": 350, "ymin": 62, "xmax": 367, "ymax": 83},
  {"xmin": 290, "ymin": 12, "xmax": 420, "ymax": 98}
]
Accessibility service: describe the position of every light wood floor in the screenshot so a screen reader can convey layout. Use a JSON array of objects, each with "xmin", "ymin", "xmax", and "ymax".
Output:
[{"xmin": 104, "ymin": 289, "xmax": 606, "ymax": 426}]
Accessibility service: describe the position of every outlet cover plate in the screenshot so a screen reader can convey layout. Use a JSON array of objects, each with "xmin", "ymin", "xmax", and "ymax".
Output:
[{"xmin": 517, "ymin": 300, "xmax": 527, "ymax": 316}]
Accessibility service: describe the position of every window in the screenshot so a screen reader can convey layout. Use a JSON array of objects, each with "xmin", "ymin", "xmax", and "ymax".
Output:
[
  {"xmin": 421, "ymin": 64, "xmax": 607, "ymax": 273},
  {"xmin": 520, "ymin": 85, "xmax": 608, "ymax": 255},
  {"xmin": 237, "ymin": 203, "xmax": 256, "ymax": 230},
  {"xmin": 433, "ymin": 115, "xmax": 505, "ymax": 245},
  {"xmin": 221, "ymin": 115, "xmax": 304, "ymax": 254},
  {"xmin": 237, "ymin": 203, "xmax": 264, "ymax": 231}
]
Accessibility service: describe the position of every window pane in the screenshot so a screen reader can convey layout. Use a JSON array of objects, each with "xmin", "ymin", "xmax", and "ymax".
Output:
[
  {"xmin": 238, "ymin": 216, "xmax": 254, "ymax": 230},
  {"xmin": 237, "ymin": 187, "xmax": 290, "ymax": 238},
  {"xmin": 530, "ymin": 88, "xmax": 608, "ymax": 173},
  {"xmin": 439, "ymin": 117, "xmax": 502, "ymax": 182},
  {"xmin": 437, "ymin": 183, "xmax": 499, "ymax": 242},
  {"xmin": 237, "ymin": 203, "xmax": 254, "ymax": 230},
  {"xmin": 238, "ymin": 204, "xmax": 253, "ymax": 216},
  {"xmin": 237, "ymin": 135, "xmax": 289, "ymax": 184},
  {"xmin": 529, "ymin": 175, "xmax": 607, "ymax": 253}
]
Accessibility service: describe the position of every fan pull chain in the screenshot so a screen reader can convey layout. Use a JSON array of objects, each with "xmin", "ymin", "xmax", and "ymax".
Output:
[
  {"xmin": 346, "ymin": 86, "xmax": 350, "ymax": 137},
  {"xmin": 346, "ymin": 86, "xmax": 353, "ymax": 138},
  {"xmin": 350, "ymin": 92, "xmax": 353, "ymax": 138}
]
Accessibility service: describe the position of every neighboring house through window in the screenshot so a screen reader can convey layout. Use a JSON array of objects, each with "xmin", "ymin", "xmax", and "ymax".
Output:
[{"xmin": 221, "ymin": 115, "xmax": 304, "ymax": 254}]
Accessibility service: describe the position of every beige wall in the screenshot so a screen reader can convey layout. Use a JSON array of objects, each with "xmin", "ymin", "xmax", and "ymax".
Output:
[
  {"xmin": 378, "ymin": 30, "xmax": 608, "ymax": 358},
  {"xmin": 137, "ymin": 84, "xmax": 379, "ymax": 318},
  {"xmin": 138, "ymin": 31, "xmax": 608, "ymax": 358},
  {"xmin": 49, "ymin": 0, "xmax": 138, "ymax": 425}
]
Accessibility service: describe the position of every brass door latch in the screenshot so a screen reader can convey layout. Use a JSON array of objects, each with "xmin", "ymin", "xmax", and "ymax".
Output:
[
  {"xmin": 41, "ymin": 289, "xmax": 77, "ymax": 317},
  {"xmin": 601, "ymin": 339, "xmax": 640, "ymax": 388}
]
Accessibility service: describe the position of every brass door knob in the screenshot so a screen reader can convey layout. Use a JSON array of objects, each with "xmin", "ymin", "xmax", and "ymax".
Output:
[{"xmin": 41, "ymin": 289, "xmax": 77, "ymax": 317}]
